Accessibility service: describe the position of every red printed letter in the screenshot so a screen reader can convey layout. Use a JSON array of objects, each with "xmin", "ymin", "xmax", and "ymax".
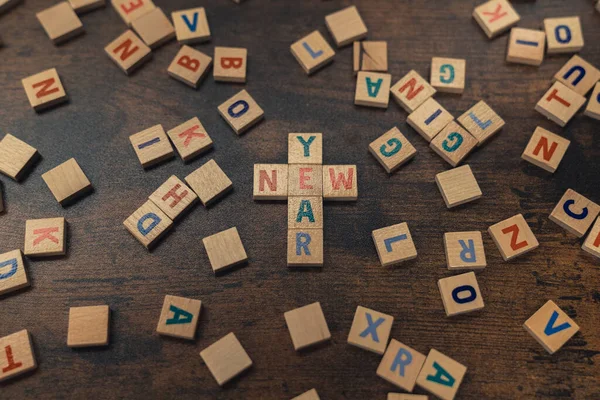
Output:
[
  {"xmin": 483, "ymin": 4, "xmax": 507, "ymax": 23},
  {"xmin": 328, "ymin": 168, "xmax": 354, "ymax": 190},
  {"xmin": 532, "ymin": 137, "xmax": 558, "ymax": 161},
  {"xmin": 32, "ymin": 78, "xmax": 58, "ymax": 99},
  {"xmin": 399, "ymin": 78, "xmax": 424, "ymax": 101},
  {"xmin": 594, "ymin": 231, "xmax": 600, "ymax": 248},
  {"xmin": 178, "ymin": 125, "xmax": 206, "ymax": 147},
  {"xmin": 259, "ymin": 170, "xmax": 277, "ymax": 192},
  {"xmin": 502, "ymin": 224, "xmax": 528, "ymax": 251},
  {"xmin": 299, "ymin": 168, "xmax": 313, "ymax": 189},
  {"xmin": 177, "ymin": 56, "xmax": 200, "ymax": 72},
  {"xmin": 546, "ymin": 89, "xmax": 571, "ymax": 107},
  {"xmin": 162, "ymin": 184, "xmax": 188, "ymax": 208},
  {"xmin": 221, "ymin": 57, "xmax": 242, "ymax": 69},
  {"xmin": 121, "ymin": 0, "xmax": 144, "ymax": 14},
  {"xmin": 2, "ymin": 346, "xmax": 23, "ymax": 373},
  {"xmin": 113, "ymin": 39, "xmax": 139, "ymax": 61},
  {"xmin": 33, "ymin": 227, "xmax": 59, "ymax": 246}
]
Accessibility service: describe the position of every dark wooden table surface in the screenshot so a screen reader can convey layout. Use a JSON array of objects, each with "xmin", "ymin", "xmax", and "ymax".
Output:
[{"xmin": 1, "ymin": 0, "xmax": 599, "ymax": 398}]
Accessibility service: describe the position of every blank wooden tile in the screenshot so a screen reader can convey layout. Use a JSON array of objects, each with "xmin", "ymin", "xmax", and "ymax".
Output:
[
  {"xmin": 22, "ymin": 68, "xmax": 67, "ymax": 111},
  {"xmin": 214, "ymin": 47, "xmax": 247, "ymax": 83},
  {"xmin": 430, "ymin": 57, "xmax": 466, "ymax": 94},
  {"xmin": 24, "ymin": 217, "xmax": 66, "ymax": 257},
  {"xmin": 166, "ymin": 117, "xmax": 213, "ymax": 162},
  {"xmin": 416, "ymin": 349, "xmax": 467, "ymax": 400},
  {"xmin": 355, "ymin": 71, "xmax": 392, "ymax": 108},
  {"xmin": 323, "ymin": 165, "xmax": 357, "ymax": 201},
  {"xmin": 523, "ymin": 300, "xmax": 579, "ymax": 354},
  {"xmin": 506, "ymin": 28, "xmax": 545, "ymax": 66},
  {"xmin": 372, "ymin": 222, "xmax": 417, "ymax": 267},
  {"xmin": 41, "ymin": 158, "xmax": 92, "ymax": 205},
  {"xmin": 488, "ymin": 214, "xmax": 539, "ymax": 261},
  {"xmin": 156, "ymin": 295, "xmax": 201, "ymax": 340},
  {"xmin": 253, "ymin": 164, "xmax": 288, "ymax": 200},
  {"xmin": 36, "ymin": 2, "xmax": 84, "ymax": 45},
  {"xmin": 444, "ymin": 231, "xmax": 487, "ymax": 270},
  {"xmin": 457, "ymin": 101, "xmax": 505, "ymax": 146},
  {"xmin": 290, "ymin": 31, "xmax": 335, "ymax": 75},
  {"xmin": 111, "ymin": 0, "xmax": 155, "ymax": 26},
  {"xmin": 288, "ymin": 164, "xmax": 323, "ymax": 197},
  {"xmin": 288, "ymin": 196, "xmax": 323, "ymax": 229},
  {"xmin": 200, "ymin": 333, "xmax": 252, "ymax": 386},
  {"xmin": 356, "ymin": 41, "xmax": 387, "ymax": 72},
  {"xmin": 203, "ymin": 227, "xmax": 247, "ymax": 274},
  {"xmin": 407, "ymin": 98, "xmax": 454, "ymax": 142},
  {"xmin": 287, "ymin": 229, "xmax": 323, "ymax": 267},
  {"xmin": 430, "ymin": 122, "xmax": 478, "ymax": 167},
  {"xmin": 284, "ymin": 302, "xmax": 330, "ymax": 351},
  {"xmin": 0, "ymin": 330, "xmax": 36, "ymax": 382},
  {"xmin": 535, "ymin": 81, "xmax": 586, "ymax": 127},
  {"xmin": 123, "ymin": 200, "xmax": 173, "ymax": 248},
  {"xmin": 325, "ymin": 6, "xmax": 367, "ymax": 47},
  {"xmin": 438, "ymin": 272, "xmax": 484, "ymax": 317},
  {"xmin": 390, "ymin": 70, "xmax": 436, "ymax": 113},
  {"xmin": 549, "ymin": 189, "xmax": 600, "ymax": 238},
  {"xmin": 289, "ymin": 133, "xmax": 322, "ymax": 165},
  {"xmin": 472, "ymin": 0, "xmax": 520, "ymax": 39},
  {"xmin": 553, "ymin": 55, "xmax": 600, "ymax": 96},
  {"xmin": 185, "ymin": 159, "xmax": 233, "ymax": 206},
  {"xmin": 129, "ymin": 125, "xmax": 174, "ymax": 168},
  {"xmin": 582, "ymin": 217, "xmax": 600, "ymax": 259},
  {"xmin": 67, "ymin": 305, "xmax": 110, "ymax": 347},
  {"xmin": 435, "ymin": 165, "xmax": 482, "ymax": 209},
  {"xmin": 105, "ymin": 30, "xmax": 152, "ymax": 75},
  {"xmin": 376, "ymin": 339, "xmax": 426, "ymax": 392},
  {"xmin": 68, "ymin": 0, "xmax": 105, "ymax": 14},
  {"xmin": 388, "ymin": 394, "xmax": 428, "ymax": 400},
  {"xmin": 0, "ymin": 250, "xmax": 29, "ymax": 296},
  {"xmin": 218, "ymin": 90, "xmax": 264, "ymax": 135},
  {"xmin": 292, "ymin": 389, "xmax": 320, "ymax": 400},
  {"xmin": 347, "ymin": 306, "xmax": 393, "ymax": 355},
  {"xmin": 172, "ymin": 7, "xmax": 210, "ymax": 44},
  {"xmin": 0, "ymin": 134, "xmax": 38, "ymax": 181},
  {"xmin": 149, "ymin": 175, "xmax": 198, "ymax": 220},
  {"xmin": 584, "ymin": 82, "xmax": 600, "ymax": 120},
  {"xmin": 369, "ymin": 127, "xmax": 417, "ymax": 174},
  {"xmin": 168, "ymin": 46, "xmax": 212, "ymax": 89},
  {"xmin": 132, "ymin": 7, "xmax": 174, "ymax": 49},
  {"xmin": 544, "ymin": 17, "xmax": 583, "ymax": 54},
  {"xmin": 521, "ymin": 127, "xmax": 570, "ymax": 173}
]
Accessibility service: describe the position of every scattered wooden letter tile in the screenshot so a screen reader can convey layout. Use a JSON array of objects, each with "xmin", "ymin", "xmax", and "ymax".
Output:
[
  {"xmin": 22, "ymin": 68, "xmax": 68, "ymax": 111},
  {"xmin": 323, "ymin": 165, "xmax": 357, "ymax": 201},
  {"xmin": 521, "ymin": 127, "xmax": 570, "ymax": 173},
  {"xmin": 168, "ymin": 45, "xmax": 212, "ymax": 88},
  {"xmin": 416, "ymin": 349, "xmax": 467, "ymax": 400},
  {"xmin": 325, "ymin": 5, "xmax": 367, "ymax": 47},
  {"xmin": 457, "ymin": 101, "xmax": 505, "ymax": 146},
  {"xmin": 284, "ymin": 302, "xmax": 331, "ymax": 351},
  {"xmin": 438, "ymin": 272, "xmax": 484, "ymax": 317},
  {"xmin": 123, "ymin": 200, "xmax": 173, "ymax": 248},
  {"xmin": 166, "ymin": 117, "xmax": 213, "ymax": 162},
  {"xmin": 129, "ymin": 124, "xmax": 174, "ymax": 168},
  {"xmin": 347, "ymin": 306, "xmax": 393, "ymax": 355},
  {"xmin": 544, "ymin": 17, "xmax": 583, "ymax": 54},
  {"xmin": 292, "ymin": 389, "xmax": 320, "ymax": 400},
  {"xmin": 488, "ymin": 214, "xmax": 539, "ymax": 261},
  {"xmin": 0, "ymin": 330, "xmax": 36, "ymax": 382},
  {"xmin": 584, "ymin": 82, "xmax": 600, "ymax": 120},
  {"xmin": 289, "ymin": 133, "xmax": 323, "ymax": 164},
  {"xmin": 68, "ymin": 0, "xmax": 105, "ymax": 14},
  {"xmin": 105, "ymin": 30, "xmax": 152, "ymax": 75},
  {"xmin": 149, "ymin": 175, "xmax": 197, "ymax": 220},
  {"xmin": 0, "ymin": 134, "xmax": 38, "ymax": 181},
  {"xmin": 506, "ymin": 28, "xmax": 546, "ymax": 66},
  {"xmin": 24, "ymin": 217, "xmax": 66, "ymax": 257},
  {"xmin": 430, "ymin": 122, "xmax": 478, "ymax": 167},
  {"xmin": 354, "ymin": 71, "xmax": 392, "ymax": 108},
  {"xmin": 582, "ymin": 217, "xmax": 600, "ymax": 259},
  {"xmin": 388, "ymin": 394, "xmax": 428, "ymax": 400},
  {"xmin": 444, "ymin": 231, "xmax": 487, "ymax": 270},
  {"xmin": 172, "ymin": 7, "xmax": 210, "ymax": 44},
  {"xmin": 435, "ymin": 165, "xmax": 482, "ymax": 209},
  {"xmin": 202, "ymin": 227, "xmax": 248, "ymax": 274},
  {"xmin": 67, "ymin": 305, "xmax": 110, "ymax": 347},
  {"xmin": 553, "ymin": 55, "xmax": 600, "ymax": 96},
  {"xmin": 549, "ymin": 189, "xmax": 600, "ymax": 238},
  {"xmin": 253, "ymin": 164, "xmax": 288, "ymax": 200},
  {"xmin": 288, "ymin": 197, "xmax": 323, "ymax": 230},
  {"xmin": 185, "ymin": 159, "xmax": 233, "ymax": 206},
  {"xmin": 355, "ymin": 41, "xmax": 387, "ymax": 72},
  {"xmin": 156, "ymin": 295, "xmax": 201, "ymax": 340},
  {"xmin": 290, "ymin": 31, "xmax": 335, "ymax": 75},
  {"xmin": 111, "ymin": 0, "xmax": 155, "ymax": 26},
  {"xmin": 523, "ymin": 300, "xmax": 579, "ymax": 354},
  {"xmin": 0, "ymin": 250, "xmax": 29, "ymax": 296},
  {"xmin": 535, "ymin": 81, "xmax": 586, "ymax": 127},
  {"xmin": 430, "ymin": 57, "xmax": 466, "ymax": 94},
  {"xmin": 390, "ymin": 70, "xmax": 436, "ymax": 113},
  {"xmin": 36, "ymin": 2, "xmax": 84, "ymax": 45},
  {"xmin": 218, "ymin": 90, "xmax": 264, "ymax": 135},
  {"xmin": 369, "ymin": 127, "xmax": 417, "ymax": 174},
  {"xmin": 41, "ymin": 158, "xmax": 92, "ymax": 205},
  {"xmin": 131, "ymin": 7, "xmax": 174, "ymax": 49},
  {"xmin": 288, "ymin": 164, "xmax": 323, "ymax": 197},
  {"xmin": 376, "ymin": 339, "xmax": 426, "ymax": 392},
  {"xmin": 407, "ymin": 98, "xmax": 454, "ymax": 142},
  {"xmin": 372, "ymin": 222, "xmax": 417, "ymax": 267},
  {"xmin": 287, "ymin": 229, "xmax": 323, "ymax": 267},
  {"xmin": 213, "ymin": 47, "xmax": 247, "ymax": 83},
  {"xmin": 200, "ymin": 332, "xmax": 252, "ymax": 386},
  {"xmin": 472, "ymin": 0, "xmax": 520, "ymax": 39}
]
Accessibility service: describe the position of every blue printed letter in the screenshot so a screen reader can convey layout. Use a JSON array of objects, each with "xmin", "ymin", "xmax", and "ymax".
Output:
[
  {"xmin": 563, "ymin": 199, "xmax": 588, "ymax": 220},
  {"xmin": 228, "ymin": 100, "xmax": 249, "ymax": 118},
  {"xmin": 302, "ymin": 42, "xmax": 323, "ymax": 59},
  {"xmin": 0, "ymin": 258, "xmax": 18, "ymax": 280},
  {"xmin": 440, "ymin": 64, "xmax": 455, "ymax": 84},
  {"xmin": 166, "ymin": 305, "xmax": 193, "ymax": 325},
  {"xmin": 451, "ymin": 285, "xmax": 476, "ymax": 304},
  {"xmin": 296, "ymin": 200, "xmax": 315, "ymax": 223},
  {"xmin": 138, "ymin": 213, "xmax": 161, "ymax": 236},
  {"xmin": 366, "ymin": 77, "xmax": 383, "ymax": 97},
  {"xmin": 390, "ymin": 348, "xmax": 412, "ymax": 377},
  {"xmin": 296, "ymin": 232, "xmax": 311, "ymax": 256},
  {"xmin": 459, "ymin": 239, "xmax": 476, "ymax": 263},
  {"xmin": 544, "ymin": 310, "xmax": 571, "ymax": 335},
  {"xmin": 359, "ymin": 313, "xmax": 385, "ymax": 342}
]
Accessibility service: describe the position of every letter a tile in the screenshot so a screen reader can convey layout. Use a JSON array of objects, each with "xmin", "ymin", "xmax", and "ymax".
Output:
[
  {"xmin": 369, "ymin": 127, "xmax": 417, "ymax": 174},
  {"xmin": 523, "ymin": 300, "xmax": 579, "ymax": 354},
  {"xmin": 416, "ymin": 349, "xmax": 467, "ymax": 400},
  {"xmin": 104, "ymin": 30, "xmax": 152, "ymax": 75},
  {"xmin": 156, "ymin": 295, "xmax": 202, "ymax": 340},
  {"xmin": 355, "ymin": 71, "xmax": 392, "ymax": 108}
]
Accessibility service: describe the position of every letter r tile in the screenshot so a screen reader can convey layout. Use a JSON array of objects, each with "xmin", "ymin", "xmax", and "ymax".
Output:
[
  {"xmin": 377, "ymin": 339, "xmax": 426, "ymax": 392},
  {"xmin": 416, "ymin": 349, "xmax": 467, "ymax": 400}
]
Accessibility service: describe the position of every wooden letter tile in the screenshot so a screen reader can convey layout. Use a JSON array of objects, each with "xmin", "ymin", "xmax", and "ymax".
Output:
[
  {"xmin": 438, "ymin": 272, "xmax": 484, "ymax": 316},
  {"xmin": 41, "ymin": 158, "xmax": 92, "ymax": 205},
  {"xmin": 36, "ymin": 2, "xmax": 84, "ymax": 45},
  {"xmin": 488, "ymin": 214, "xmax": 539, "ymax": 261},
  {"xmin": 369, "ymin": 127, "xmax": 417, "ymax": 173},
  {"xmin": 202, "ymin": 227, "xmax": 248, "ymax": 274},
  {"xmin": 288, "ymin": 164, "xmax": 323, "ymax": 197},
  {"xmin": 355, "ymin": 41, "xmax": 387, "ymax": 72},
  {"xmin": 372, "ymin": 222, "xmax": 417, "ymax": 267},
  {"xmin": 292, "ymin": 389, "xmax": 320, "ymax": 400},
  {"xmin": 430, "ymin": 122, "xmax": 478, "ymax": 167},
  {"xmin": 288, "ymin": 133, "xmax": 322, "ymax": 164},
  {"xmin": 430, "ymin": 57, "xmax": 466, "ymax": 94},
  {"xmin": 290, "ymin": 31, "xmax": 335, "ymax": 75},
  {"xmin": 347, "ymin": 306, "xmax": 393, "ymax": 355},
  {"xmin": 444, "ymin": 231, "xmax": 486, "ymax": 270},
  {"xmin": 472, "ymin": 0, "xmax": 520, "ymax": 39},
  {"xmin": 131, "ymin": 7, "xmax": 174, "ymax": 49},
  {"xmin": 253, "ymin": 164, "xmax": 288, "ymax": 200},
  {"xmin": 123, "ymin": 200, "xmax": 173, "ymax": 248},
  {"xmin": 129, "ymin": 124, "xmax": 174, "ymax": 168},
  {"xmin": 168, "ymin": 46, "xmax": 212, "ymax": 89},
  {"xmin": 184, "ymin": 159, "xmax": 233, "ymax": 206},
  {"xmin": 68, "ymin": 0, "xmax": 105, "ymax": 15},
  {"xmin": 585, "ymin": 82, "xmax": 600, "ymax": 120},
  {"xmin": 523, "ymin": 300, "xmax": 579, "ymax": 354},
  {"xmin": 323, "ymin": 165, "xmax": 357, "ymax": 201},
  {"xmin": 390, "ymin": 70, "xmax": 436, "ymax": 113},
  {"xmin": 553, "ymin": 55, "xmax": 600, "ymax": 96},
  {"xmin": 506, "ymin": 28, "xmax": 546, "ymax": 66},
  {"xmin": 407, "ymin": 98, "xmax": 454, "ymax": 142},
  {"xmin": 521, "ymin": 127, "xmax": 570, "ymax": 173},
  {"xmin": 457, "ymin": 101, "xmax": 504, "ymax": 146},
  {"xmin": 218, "ymin": 90, "xmax": 264, "ymax": 135},
  {"xmin": 544, "ymin": 17, "xmax": 583, "ymax": 54},
  {"xmin": 172, "ymin": 7, "xmax": 210, "ymax": 44},
  {"xmin": 284, "ymin": 302, "xmax": 331, "ymax": 351},
  {"xmin": 535, "ymin": 81, "xmax": 586, "ymax": 127},
  {"xmin": 67, "ymin": 305, "xmax": 110, "ymax": 347},
  {"xmin": 288, "ymin": 196, "xmax": 323, "ymax": 230},
  {"xmin": 0, "ymin": 330, "xmax": 36, "ymax": 382},
  {"xmin": 325, "ymin": 6, "xmax": 367, "ymax": 47},
  {"xmin": 376, "ymin": 339, "xmax": 426, "ymax": 392},
  {"xmin": 200, "ymin": 332, "xmax": 252, "ymax": 386},
  {"xmin": 416, "ymin": 349, "xmax": 467, "ymax": 400},
  {"xmin": 435, "ymin": 165, "xmax": 482, "ymax": 209},
  {"xmin": 582, "ymin": 217, "xmax": 600, "ymax": 259},
  {"xmin": 0, "ymin": 250, "xmax": 29, "ymax": 296},
  {"xmin": 24, "ymin": 217, "xmax": 66, "ymax": 257},
  {"xmin": 0, "ymin": 134, "xmax": 38, "ymax": 181},
  {"xmin": 149, "ymin": 175, "xmax": 198, "ymax": 220},
  {"xmin": 213, "ymin": 47, "xmax": 247, "ymax": 83},
  {"xmin": 156, "ymin": 295, "xmax": 201, "ymax": 340},
  {"xmin": 111, "ymin": 0, "xmax": 155, "ymax": 26},
  {"xmin": 549, "ymin": 189, "xmax": 600, "ymax": 237},
  {"xmin": 287, "ymin": 229, "xmax": 323, "ymax": 267},
  {"xmin": 22, "ymin": 68, "xmax": 68, "ymax": 111},
  {"xmin": 105, "ymin": 30, "xmax": 152, "ymax": 75},
  {"xmin": 355, "ymin": 71, "xmax": 392, "ymax": 108},
  {"xmin": 166, "ymin": 117, "xmax": 213, "ymax": 162}
]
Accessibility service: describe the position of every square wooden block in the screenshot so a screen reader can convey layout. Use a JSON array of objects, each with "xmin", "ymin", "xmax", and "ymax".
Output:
[
  {"xmin": 22, "ymin": 68, "xmax": 67, "ymax": 111},
  {"xmin": 523, "ymin": 300, "xmax": 579, "ymax": 354},
  {"xmin": 24, "ymin": 217, "xmax": 66, "ymax": 257},
  {"xmin": 123, "ymin": 200, "xmax": 173, "ymax": 249},
  {"xmin": 42, "ymin": 158, "xmax": 92, "ymax": 205},
  {"xmin": 111, "ymin": 0, "xmax": 155, "ymax": 26},
  {"xmin": 218, "ymin": 90, "xmax": 264, "ymax": 135},
  {"xmin": 172, "ymin": 7, "xmax": 210, "ymax": 44},
  {"xmin": 325, "ymin": 5, "xmax": 367, "ymax": 47},
  {"xmin": 544, "ymin": 17, "xmax": 583, "ymax": 54},
  {"xmin": 355, "ymin": 41, "xmax": 387, "ymax": 72},
  {"xmin": 388, "ymin": 395, "xmax": 428, "ymax": 400},
  {"xmin": 156, "ymin": 295, "xmax": 201, "ymax": 340},
  {"xmin": 444, "ymin": 231, "xmax": 487, "ymax": 270},
  {"xmin": 36, "ymin": 2, "xmax": 84, "ymax": 45},
  {"xmin": 200, "ymin": 332, "xmax": 252, "ymax": 386},
  {"xmin": 292, "ymin": 389, "xmax": 320, "ymax": 400},
  {"xmin": 435, "ymin": 165, "xmax": 482, "ymax": 209},
  {"xmin": 290, "ymin": 31, "xmax": 335, "ymax": 75},
  {"xmin": 585, "ymin": 82, "xmax": 600, "ymax": 120},
  {"xmin": 68, "ymin": 0, "xmax": 105, "ymax": 14},
  {"xmin": 149, "ymin": 175, "xmax": 197, "ymax": 220},
  {"xmin": 457, "ymin": 101, "xmax": 504, "ymax": 146},
  {"xmin": 0, "ymin": 250, "xmax": 29, "ymax": 296},
  {"xmin": 430, "ymin": 122, "xmax": 478, "ymax": 167},
  {"xmin": 167, "ymin": 117, "xmax": 213, "ymax": 162},
  {"xmin": 168, "ymin": 46, "xmax": 212, "ymax": 89},
  {"xmin": 416, "ymin": 349, "xmax": 467, "ymax": 400},
  {"xmin": 355, "ymin": 71, "xmax": 391, "ymax": 108},
  {"xmin": 0, "ymin": 330, "xmax": 36, "ymax": 382},
  {"xmin": 506, "ymin": 28, "xmax": 545, "ymax": 66},
  {"xmin": 376, "ymin": 339, "xmax": 426, "ymax": 392},
  {"xmin": 253, "ymin": 164, "xmax": 288, "ymax": 200},
  {"xmin": 0, "ymin": 134, "xmax": 38, "ymax": 181},
  {"xmin": 372, "ymin": 222, "xmax": 417, "ymax": 267},
  {"xmin": 438, "ymin": 272, "xmax": 484, "ymax": 317},
  {"xmin": 549, "ymin": 189, "xmax": 600, "ymax": 238},
  {"xmin": 288, "ymin": 196, "xmax": 323, "ymax": 230},
  {"xmin": 535, "ymin": 81, "xmax": 586, "ymax": 127},
  {"xmin": 488, "ymin": 214, "xmax": 539, "ymax": 261},
  {"xmin": 289, "ymin": 133, "xmax": 323, "ymax": 165},
  {"xmin": 323, "ymin": 165, "xmax": 357, "ymax": 201},
  {"xmin": 369, "ymin": 127, "xmax": 417, "ymax": 174},
  {"xmin": 553, "ymin": 55, "xmax": 600, "ymax": 96},
  {"xmin": 105, "ymin": 30, "xmax": 152, "ymax": 75},
  {"xmin": 407, "ymin": 98, "xmax": 454, "ymax": 142},
  {"xmin": 521, "ymin": 127, "xmax": 570, "ymax": 173},
  {"xmin": 67, "ymin": 305, "xmax": 110, "ymax": 347},
  {"xmin": 347, "ymin": 306, "xmax": 393, "ymax": 354},
  {"xmin": 214, "ymin": 47, "xmax": 247, "ymax": 83},
  {"xmin": 129, "ymin": 124, "xmax": 174, "ymax": 168},
  {"xmin": 185, "ymin": 159, "xmax": 233, "ymax": 206},
  {"xmin": 390, "ymin": 70, "xmax": 436, "ymax": 113},
  {"xmin": 582, "ymin": 217, "xmax": 600, "ymax": 259},
  {"xmin": 203, "ymin": 227, "xmax": 248, "ymax": 274},
  {"xmin": 430, "ymin": 57, "xmax": 466, "ymax": 93},
  {"xmin": 132, "ymin": 7, "xmax": 174, "ymax": 49},
  {"xmin": 287, "ymin": 229, "xmax": 323, "ymax": 267},
  {"xmin": 472, "ymin": 0, "xmax": 520, "ymax": 39},
  {"xmin": 284, "ymin": 302, "xmax": 331, "ymax": 351},
  {"xmin": 288, "ymin": 164, "xmax": 323, "ymax": 197}
]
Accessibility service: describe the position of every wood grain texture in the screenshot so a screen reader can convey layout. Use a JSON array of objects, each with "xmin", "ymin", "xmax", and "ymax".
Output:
[{"xmin": 0, "ymin": 0, "xmax": 599, "ymax": 398}]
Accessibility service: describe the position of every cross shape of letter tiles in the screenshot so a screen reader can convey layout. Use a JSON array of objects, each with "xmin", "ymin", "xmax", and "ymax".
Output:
[{"xmin": 253, "ymin": 134, "xmax": 358, "ymax": 267}]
